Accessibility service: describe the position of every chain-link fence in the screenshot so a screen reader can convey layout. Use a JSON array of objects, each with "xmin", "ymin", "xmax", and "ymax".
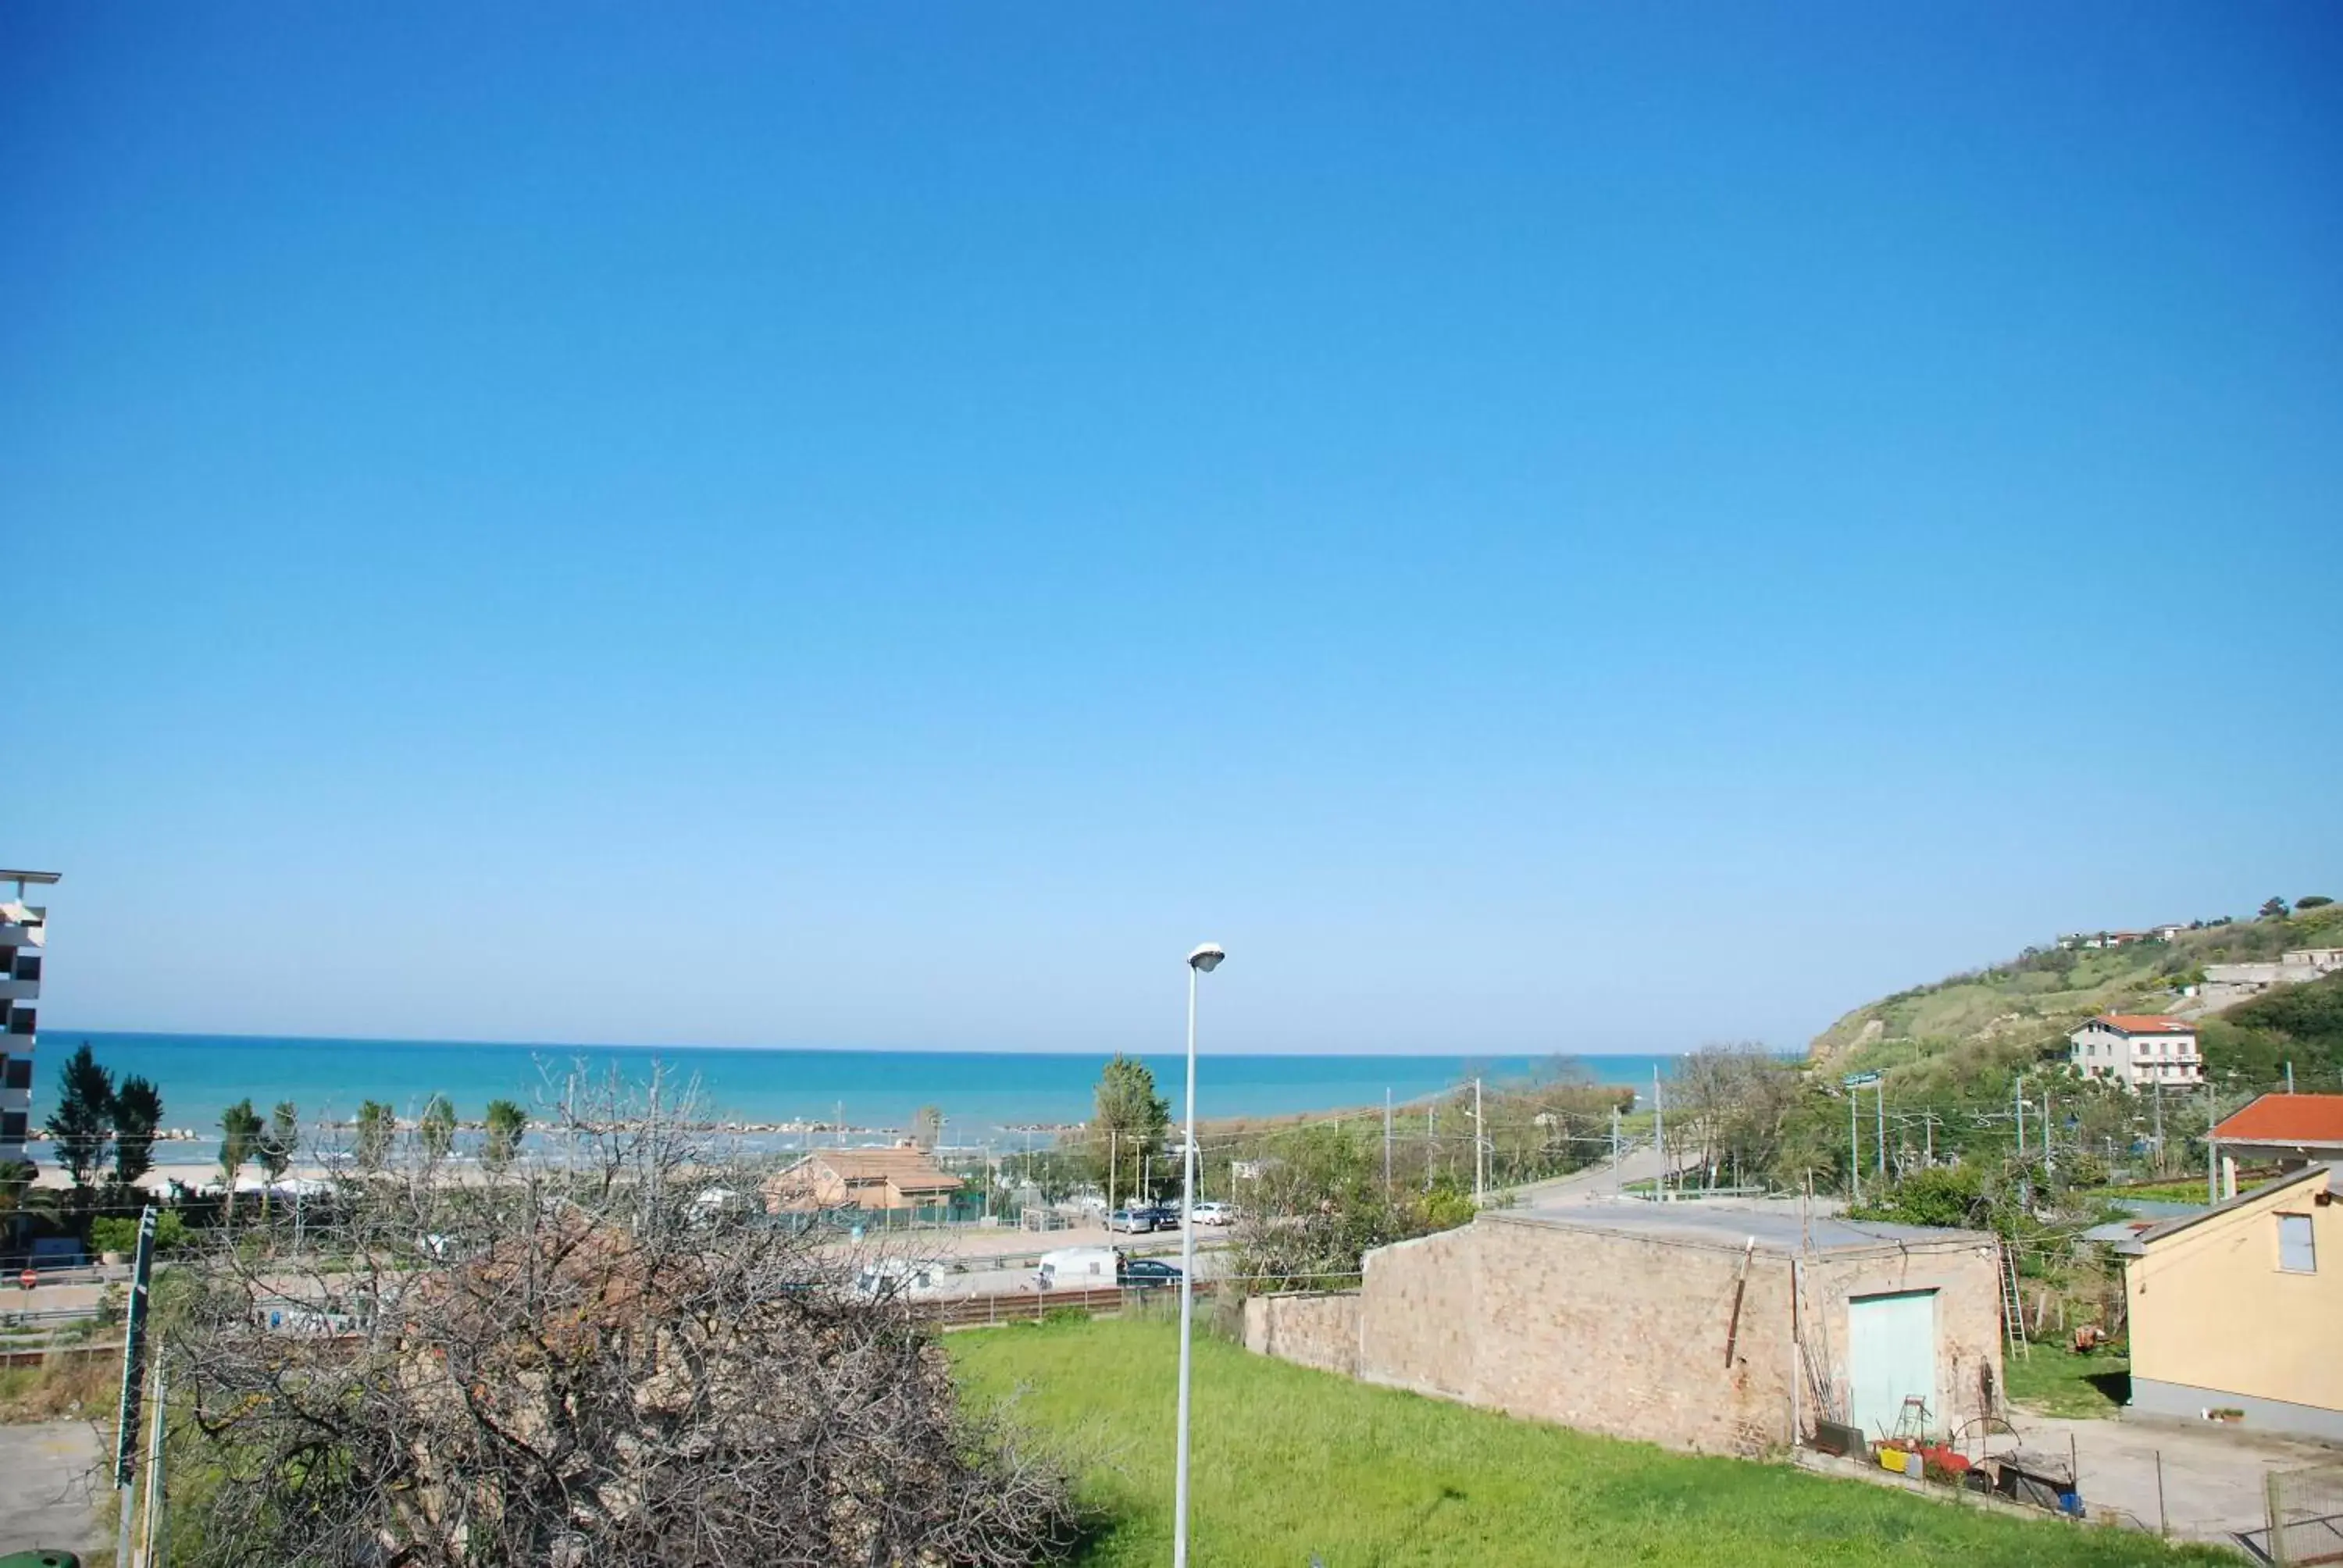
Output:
[{"xmin": 2252, "ymin": 1461, "xmax": 2343, "ymax": 1566}]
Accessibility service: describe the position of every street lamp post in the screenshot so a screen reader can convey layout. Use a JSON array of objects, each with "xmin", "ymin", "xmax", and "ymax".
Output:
[{"xmin": 1174, "ymin": 941, "xmax": 1225, "ymax": 1568}]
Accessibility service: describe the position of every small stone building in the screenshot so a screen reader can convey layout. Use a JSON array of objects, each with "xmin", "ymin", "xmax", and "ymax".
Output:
[{"xmin": 1246, "ymin": 1201, "xmax": 2003, "ymax": 1456}]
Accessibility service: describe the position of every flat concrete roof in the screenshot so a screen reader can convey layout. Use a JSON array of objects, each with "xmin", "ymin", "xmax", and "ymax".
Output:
[
  {"xmin": 0, "ymin": 871, "xmax": 60, "ymax": 885},
  {"xmin": 1501, "ymin": 1198, "xmax": 1994, "ymax": 1256}
]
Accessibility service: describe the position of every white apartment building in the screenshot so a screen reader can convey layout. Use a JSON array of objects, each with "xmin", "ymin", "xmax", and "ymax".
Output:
[
  {"xmin": 2069, "ymin": 1014, "xmax": 2202, "ymax": 1089},
  {"xmin": 0, "ymin": 869, "xmax": 59, "ymax": 1165}
]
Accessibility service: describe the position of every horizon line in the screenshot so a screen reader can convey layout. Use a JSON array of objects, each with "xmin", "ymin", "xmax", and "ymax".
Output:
[{"xmin": 48, "ymin": 1025, "xmax": 1699, "ymax": 1059}]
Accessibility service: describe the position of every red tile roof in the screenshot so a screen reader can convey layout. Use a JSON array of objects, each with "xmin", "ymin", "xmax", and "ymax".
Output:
[
  {"xmin": 2092, "ymin": 1014, "xmax": 2194, "ymax": 1035},
  {"xmin": 2213, "ymin": 1093, "xmax": 2343, "ymax": 1147},
  {"xmin": 801, "ymin": 1148, "xmax": 962, "ymax": 1191}
]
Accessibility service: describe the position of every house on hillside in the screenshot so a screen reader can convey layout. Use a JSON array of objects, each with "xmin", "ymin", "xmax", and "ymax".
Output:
[
  {"xmin": 2116, "ymin": 1162, "xmax": 2341, "ymax": 1441},
  {"xmin": 761, "ymin": 1145, "xmax": 965, "ymax": 1214},
  {"xmin": 2067, "ymin": 1014, "xmax": 2201, "ymax": 1088},
  {"xmin": 2209, "ymin": 1093, "xmax": 2343, "ymax": 1199},
  {"xmin": 1245, "ymin": 1203, "xmax": 2004, "ymax": 1457},
  {"xmin": 2058, "ymin": 930, "xmax": 2163, "ymax": 950}
]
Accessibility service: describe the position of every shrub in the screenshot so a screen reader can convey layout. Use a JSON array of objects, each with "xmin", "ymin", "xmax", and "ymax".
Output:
[{"xmin": 89, "ymin": 1210, "xmax": 191, "ymax": 1256}]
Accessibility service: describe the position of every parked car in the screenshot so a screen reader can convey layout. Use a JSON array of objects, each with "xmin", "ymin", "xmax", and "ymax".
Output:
[
  {"xmin": 1135, "ymin": 1205, "xmax": 1180, "ymax": 1231},
  {"xmin": 1119, "ymin": 1258, "xmax": 1182, "ymax": 1290},
  {"xmin": 1105, "ymin": 1208, "xmax": 1153, "ymax": 1234},
  {"xmin": 1189, "ymin": 1202, "xmax": 1234, "ymax": 1226}
]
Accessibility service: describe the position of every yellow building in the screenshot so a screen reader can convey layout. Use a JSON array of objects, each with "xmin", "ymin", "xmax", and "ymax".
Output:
[{"xmin": 2120, "ymin": 1159, "xmax": 2341, "ymax": 1441}]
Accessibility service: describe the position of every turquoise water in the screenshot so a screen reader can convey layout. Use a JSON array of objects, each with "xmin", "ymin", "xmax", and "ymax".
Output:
[{"xmin": 45, "ymin": 1031, "xmax": 1682, "ymax": 1163}]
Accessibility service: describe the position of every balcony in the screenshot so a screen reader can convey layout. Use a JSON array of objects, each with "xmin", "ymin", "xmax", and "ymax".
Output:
[
  {"xmin": 0, "ymin": 978, "xmax": 35, "ymax": 1003},
  {"xmin": 5, "ymin": 1007, "xmax": 31, "ymax": 1035}
]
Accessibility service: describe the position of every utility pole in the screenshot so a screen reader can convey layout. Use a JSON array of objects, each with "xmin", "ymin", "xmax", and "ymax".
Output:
[
  {"xmin": 2042, "ymin": 1092, "xmax": 2055, "ymax": 1181},
  {"xmin": 1473, "ymin": 1078, "xmax": 1485, "ymax": 1203},
  {"xmin": 1653, "ymin": 1067, "xmax": 1667, "ymax": 1203},
  {"xmin": 1425, "ymin": 1103, "xmax": 1435, "ymax": 1191},
  {"xmin": 2015, "ymin": 1079, "xmax": 2026, "ymax": 1161},
  {"xmin": 2153, "ymin": 1082, "xmax": 2166, "ymax": 1175},
  {"xmin": 2207, "ymin": 1090, "xmax": 2219, "ymax": 1205},
  {"xmin": 1874, "ymin": 1082, "xmax": 1886, "ymax": 1179},
  {"xmin": 1610, "ymin": 1103, "xmax": 1621, "ymax": 1170},
  {"xmin": 2286, "ymin": 1061, "xmax": 2295, "ymax": 1094},
  {"xmin": 1108, "ymin": 1128, "xmax": 1118, "ymax": 1215},
  {"xmin": 1847, "ymin": 1085, "xmax": 1860, "ymax": 1203},
  {"xmin": 1923, "ymin": 1112, "xmax": 1934, "ymax": 1167},
  {"xmin": 1383, "ymin": 1089, "xmax": 1393, "ymax": 1195}
]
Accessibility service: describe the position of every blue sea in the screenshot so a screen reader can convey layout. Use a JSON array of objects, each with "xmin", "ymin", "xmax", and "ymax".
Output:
[{"xmin": 45, "ymin": 1031, "xmax": 1684, "ymax": 1164}]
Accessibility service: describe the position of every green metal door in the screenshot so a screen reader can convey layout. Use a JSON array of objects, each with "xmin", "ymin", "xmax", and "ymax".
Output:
[{"xmin": 1847, "ymin": 1289, "xmax": 1937, "ymax": 1438}]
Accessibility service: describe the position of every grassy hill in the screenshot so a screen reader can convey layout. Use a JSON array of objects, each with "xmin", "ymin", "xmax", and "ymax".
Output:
[{"xmin": 1808, "ymin": 903, "xmax": 2343, "ymax": 1097}]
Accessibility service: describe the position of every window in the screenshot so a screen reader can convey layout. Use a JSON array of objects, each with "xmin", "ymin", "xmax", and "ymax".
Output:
[
  {"xmin": 2278, "ymin": 1213, "xmax": 2317, "ymax": 1274},
  {"xmin": 1, "ymin": 1057, "xmax": 25, "ymax": 1090},
  {"xmin": 0, "ymin": 1110, "xmax": 25, "ymax": 1140}
]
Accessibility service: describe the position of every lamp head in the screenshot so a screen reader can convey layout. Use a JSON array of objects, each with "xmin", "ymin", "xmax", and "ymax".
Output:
[{"xmin": 1186, "ymin": 942, "xmax": 1226, "ymax": 974}]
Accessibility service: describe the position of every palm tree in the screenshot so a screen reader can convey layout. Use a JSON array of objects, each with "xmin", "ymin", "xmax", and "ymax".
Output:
[{"xmin": 219, "ymin": 1099, "xmax": 262, "ymax": 1221}]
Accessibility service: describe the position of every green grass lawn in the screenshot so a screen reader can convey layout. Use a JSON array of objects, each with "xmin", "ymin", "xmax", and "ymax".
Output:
[
  {"xmin": 952, "ymin": 1316, "xmax": 2220, "ymax": 1567},
  {"xmin": 2002, "ymin": 1343, "xmax": 2132, "ymax": 1419}
]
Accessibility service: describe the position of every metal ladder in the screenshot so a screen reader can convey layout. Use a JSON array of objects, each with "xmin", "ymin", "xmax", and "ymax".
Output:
[{"xmin": 1999, "ymin": 1241, "xmax": 2030, "ymax": 1360}]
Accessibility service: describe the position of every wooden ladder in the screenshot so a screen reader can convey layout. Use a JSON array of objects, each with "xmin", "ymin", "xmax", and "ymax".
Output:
[{"xmin": 2000, "ymin": 1241, "xmax": 2029, "ymax": 1360}]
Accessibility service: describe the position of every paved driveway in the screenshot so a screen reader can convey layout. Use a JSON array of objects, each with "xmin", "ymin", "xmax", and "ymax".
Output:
[
  {"xmin": 2016, "ymin": 1407, "xmax": 2338, "ymax": 1546},
  {"xmin": 0, "ymin": 1420, "xmax": 105, "ymax": 1560}
]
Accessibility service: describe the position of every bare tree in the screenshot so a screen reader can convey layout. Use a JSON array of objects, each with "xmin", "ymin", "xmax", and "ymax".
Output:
[
  {"xmin": 1669, "ymin": 1042, "xmax": 1801, "ymax": 1187},
  {"xmin": 163, "ymin": 1067, "xmax": 1080, "ymax": 1566}
]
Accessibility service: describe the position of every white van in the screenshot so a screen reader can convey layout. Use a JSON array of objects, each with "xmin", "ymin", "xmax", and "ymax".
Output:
[{"xmin": 1034, "ymin": 1245, "xmax": 1120, "ymax": 1292}]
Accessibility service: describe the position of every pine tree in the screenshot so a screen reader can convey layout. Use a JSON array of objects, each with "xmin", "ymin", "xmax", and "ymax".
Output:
[
  {"xmin": 1089, "ymin": 1054, "xmax": 1170, "ymax": 1202},
  {"xmin": 45, "ymin": 1042, "xmax": 116, "ymax": 1189},
  {"xmin": 112, "ymin": 1075, "xmax": 165, "ymax": 1186}
]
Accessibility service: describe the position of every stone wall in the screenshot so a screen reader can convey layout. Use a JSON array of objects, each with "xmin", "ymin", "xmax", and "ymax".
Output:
[{"xmin": 1242, "ymin": 1291, "xmax": 1360, "ymax": 1377}]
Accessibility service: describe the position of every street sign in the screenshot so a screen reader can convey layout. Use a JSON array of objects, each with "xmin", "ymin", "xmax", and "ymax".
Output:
[{"xmin": 1842, "ymin": 1071, "xmax": 1881, "ymax": 1089}]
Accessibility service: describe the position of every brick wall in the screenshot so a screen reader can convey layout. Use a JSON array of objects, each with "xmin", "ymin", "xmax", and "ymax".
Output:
[
  {"xmin": 1807, "ymin": 1235, "xmax": 2005, "ymax": 1437},
  {"xmin": 1343, "ymin": 1213, "xmax": 2002, "ymax": 1457},
  {"xmin": 1357, "ymin": 1225, "xmax": 1478, "ymax": 1399},
  {"xmin": 1242, "ymin": 1291, "xmax": 1360, "ymax": 1377}
]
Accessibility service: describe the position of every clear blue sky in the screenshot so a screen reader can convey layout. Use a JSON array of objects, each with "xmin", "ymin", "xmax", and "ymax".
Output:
[{"xmin": 6, "ymin": 5, "xmax": 2338, "ymax": 1055}]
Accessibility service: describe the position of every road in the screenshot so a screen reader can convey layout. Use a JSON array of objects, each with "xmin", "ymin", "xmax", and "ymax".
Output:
[
  {"xmin": 0, "ymin": 1420, "xmax": 105, "ymax": 1561},
  {"xmin": 1503, "ymin": 1141, "xmax": 1671, "ymax": 1206}
]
